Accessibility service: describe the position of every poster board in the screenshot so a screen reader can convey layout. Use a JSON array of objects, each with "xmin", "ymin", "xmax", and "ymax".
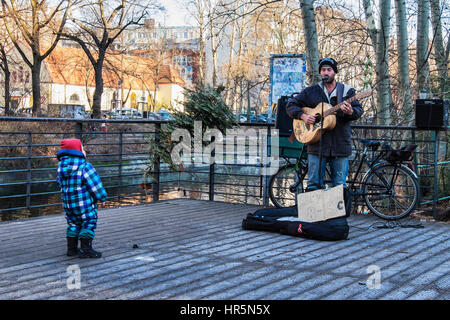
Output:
[
  {"xmin": 297, "ymin": 184, "xmax": 346, "ymax": 222},
  {"xmin": 268, "ymin": 54, "xmax": 306, "ymax": 122}
]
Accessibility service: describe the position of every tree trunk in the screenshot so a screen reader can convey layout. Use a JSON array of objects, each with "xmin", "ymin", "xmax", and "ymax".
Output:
[
  {"xmin": 363, "ymin": 0, "xmax": 392, "ymax": 125},
  {"xmin": 31, "ymin": 58, "xmax": 42, "ymax": 115},
  {"xmin": 394, "ymin": 0, "xmax": 413, "ymax": 124},
  {"xmin": 300, "ymin": 0, "xmax": 320, "ymax": 84},
  {"xmin": 362, "ymin": 0, "xmax": 378, "ymax": 50},
  {"xmin": 208, "ymin": 3, "xmax": 217, "ymax": 88},
  {"xmin": 197, "ymin": 2, "xmax": 206, "ymax": 85},
  {"xmin": 1, "ymin": 47, "xmax": 11, "ymax": 115},
  {"xmin": 4, "ymin": 67, "xmax": 10, "ymax": 114},
  {"xmin": 225, "ymin": 19, "xmax": 236, "ymax": 106},
  {"xmin": 92, "ymin": 62, "xmax": 104, "ymax": 118},
  {"xmin": 375, "ymin": 0, "xmax": 392, "ymax": 125},
  {"xmin": 430, "ymin": 0, "xmax": 447, "ymax": 97},
  {"xmin": 417, "ymin": 0, "xmax": 431, "ymax": 93}
]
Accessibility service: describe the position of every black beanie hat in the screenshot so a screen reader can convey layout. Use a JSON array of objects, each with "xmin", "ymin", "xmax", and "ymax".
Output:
[{"xmin": 319, "ymin": 57, "xmax": 338, "ymax": 73}]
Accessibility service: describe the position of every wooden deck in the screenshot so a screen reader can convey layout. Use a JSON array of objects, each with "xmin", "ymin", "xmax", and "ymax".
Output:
[{"xmin": 0, "ymin": 199, "xmax": 449, "ymax": 300}]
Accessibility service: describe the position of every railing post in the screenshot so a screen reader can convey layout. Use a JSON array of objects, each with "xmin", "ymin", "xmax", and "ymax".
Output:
[
  {"xmin": 209, "ymin": 149, "xmax": 215, "ymax": 201},
  {"xmin": 152, "ymin": 123, "xmax": 160, "ymax": 202},
  {"xmin": 433, "ymin": 130, "xmax": 439, "ymax": 215},
  {"xmin": 118, "ymin": 131, "xmax": 123, "ymax": 203},
  {"xmin": 26, "ymin": 132, "xmax": 32, "ymax": 208},
  {"xmin": 411, "ymin": 129, "xmax": 421, "ymax": 207},
  {"xmin": 75, "ymin": 121, "xmax": 83, "ymax": 140},
  {"xmin": 262, "ymin": 125, "xmax": 271, "ymax": 206}
]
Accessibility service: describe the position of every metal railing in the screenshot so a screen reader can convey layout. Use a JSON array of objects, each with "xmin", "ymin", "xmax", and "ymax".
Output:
[{"xmin": 0, "ymin": 116, "xmax": 448, "ymax": 220}]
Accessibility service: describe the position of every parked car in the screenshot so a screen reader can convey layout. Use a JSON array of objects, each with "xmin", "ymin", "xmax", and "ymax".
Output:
[
  {"xmin": 48, "ymin": 104, "xmax": 85, "ymax": 118},
  {"xmin": 235, "ymin": 114, "xmax": 247, "ymax": 123},
  {"xmin": 241, "ymin": 114, "xmax": 257, "ymax": 123},
  {"xmin": 103, "ymin": 111, "xmax": 117, "ymax": 119},
  {"xmin": 16, "ymin": 108, "xmax": 33, "ymax": 117},
  {"xmin": 266, "ymin": 113, "xmax": 276, "ymax": 123},
  {"xmin": 256, "ymin": 114, "xmax": 267, "ymax": 123},
  {"xmin": 145, "ymin": 112, "xmax": 160, "ymax": 120},
  {"xmin": 112, "ymin": 108, "xmax": 142, "ymax": 119},
  {"xmin": 156, "ymin": 109, "xmax": 173, "ymax": 121},
  {"xmin": 240, "ymin": 114, "xmax": 268, "ymax": 123}
]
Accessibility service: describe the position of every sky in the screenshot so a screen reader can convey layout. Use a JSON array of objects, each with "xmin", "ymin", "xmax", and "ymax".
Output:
[{"xmin": 156, "ymin": 0, "xmax": 194, "ymax": 27}]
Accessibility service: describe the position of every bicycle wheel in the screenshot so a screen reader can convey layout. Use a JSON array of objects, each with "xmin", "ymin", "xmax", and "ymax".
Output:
[
  {"xmin": 362, "ymin": 163, "xmax": 419, "ymax": 220},
  {"xmin": 269, "ymin": 163, "xmax": 307, "ymax": 208}
]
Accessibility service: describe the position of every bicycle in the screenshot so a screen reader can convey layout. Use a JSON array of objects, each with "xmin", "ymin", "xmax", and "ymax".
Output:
[
  {"xmin": 268, "ymin": 145, "xmax": 308, "ymax": 208},
  {"xmin": 268, "ymin": 139, "xmax": 420, "ymax": 220}
]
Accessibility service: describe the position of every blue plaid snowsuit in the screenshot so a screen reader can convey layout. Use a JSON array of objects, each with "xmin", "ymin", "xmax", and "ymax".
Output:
[{"xmin": 56, "ymin": 149, "xmax": 107, "ymax": 239}]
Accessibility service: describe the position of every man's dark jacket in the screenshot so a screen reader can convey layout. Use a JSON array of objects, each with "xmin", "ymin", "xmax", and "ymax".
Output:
[{"xmin": 286, "ymin": 82, "xmax": 363, "ymax": 157}]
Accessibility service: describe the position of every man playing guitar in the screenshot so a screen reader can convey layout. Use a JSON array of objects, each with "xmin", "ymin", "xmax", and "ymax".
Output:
[{"xmin": 286, "ymin": 57, "xmax": 364, "ymax": 191}]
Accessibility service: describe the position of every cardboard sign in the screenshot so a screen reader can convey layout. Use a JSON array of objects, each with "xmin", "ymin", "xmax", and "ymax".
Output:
[{"xmin": 297, "ymin": 184, "xmax": 346, "ymax": 222}]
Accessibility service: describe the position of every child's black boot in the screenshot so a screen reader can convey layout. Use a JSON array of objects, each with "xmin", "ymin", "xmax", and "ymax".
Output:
[
  {"xmin": 79, "ymin": 238, "xmax": 102, "ymax": 258},
  {"xmin": 66, "ymin": 237, "xmax": 79, "ymax": 256}
]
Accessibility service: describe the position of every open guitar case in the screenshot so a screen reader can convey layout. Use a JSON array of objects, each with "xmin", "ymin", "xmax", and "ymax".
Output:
[{"xmin": 242, "ymin": 206, "xmax": 349, "ymax": 241}]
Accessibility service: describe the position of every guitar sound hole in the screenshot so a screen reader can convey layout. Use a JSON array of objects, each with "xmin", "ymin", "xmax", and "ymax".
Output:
[{"xmin": 314, "ymin": 114, "xmax": 322, "ymax": 123}]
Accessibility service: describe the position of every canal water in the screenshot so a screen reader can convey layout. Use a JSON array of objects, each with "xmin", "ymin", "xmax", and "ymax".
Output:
[{"xmin": 0, "ymin": 166, "xmax": 266, "ymax": 222}]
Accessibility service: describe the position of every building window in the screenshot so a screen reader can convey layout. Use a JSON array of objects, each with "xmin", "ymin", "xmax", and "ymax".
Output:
[
  {"xmin": 69, "ymin": 93, "xmax": 80, "ymax": 103},
  {"xmin": 131, "ymin": 92, "xmax": 137, "ymax": 108}
]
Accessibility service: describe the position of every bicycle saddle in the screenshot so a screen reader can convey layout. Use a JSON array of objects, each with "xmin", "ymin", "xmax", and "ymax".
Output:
[{"xmin": 360, "ymin": 139, "xmax": 381, "ymax": 151}]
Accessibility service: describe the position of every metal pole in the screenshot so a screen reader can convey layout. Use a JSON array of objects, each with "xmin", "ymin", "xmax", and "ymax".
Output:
[
  {"xmin": 118, "ymin": 131, "xmax": 123, "ymax": 203},
  {"xmin": 209, "ymin": 144, "xmax": 215, "ymax": 201},
  {"xmin": 433, "ymin": 130, "xmax": 439, "ymax": 215},
  {"xmin": 209, "ymin": 163, "xmax": 215, "ymax": 201},
  {"xmin": 262, "ymin": 125, "xmax": 270, "ymax": 206},
  {"xmin": 26, "ymin": 132, "xmax": 32, "ymax": 208},
  {"xmin": 75, "ymin": 121, "xmax": 83, "ymax": 140},
  {"xmin": 152, "ymin": 123, "xmax": 160, "ymax": 202},
  {"xmin": 411, "ymin": 129, "xmax": 421, "ymax": 207}
]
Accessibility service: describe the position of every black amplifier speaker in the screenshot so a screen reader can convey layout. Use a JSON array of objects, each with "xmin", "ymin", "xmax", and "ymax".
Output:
[
  {"xmin": 415, "ymin": 99, "xmax": 448, "ymax": 130},
  {"xmin": 275, "ymin": 95, "xmax": 294, "ymax": 137}
]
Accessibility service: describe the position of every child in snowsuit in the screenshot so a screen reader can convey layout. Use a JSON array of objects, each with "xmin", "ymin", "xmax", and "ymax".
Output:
[{"xmin": 57, "ymin": 139, "xmax": 107, "ymax": 258}]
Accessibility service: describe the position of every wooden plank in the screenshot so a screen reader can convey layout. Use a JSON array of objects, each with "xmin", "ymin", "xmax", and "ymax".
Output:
[{"xmin": 0, "ymin": 199, "xmax": 449, "ymax": 300}]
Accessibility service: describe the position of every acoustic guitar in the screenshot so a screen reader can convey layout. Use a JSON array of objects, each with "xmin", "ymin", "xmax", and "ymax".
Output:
[{"xmin": 293, "ymin": 90, "xmax": 372, "ymax": 144}]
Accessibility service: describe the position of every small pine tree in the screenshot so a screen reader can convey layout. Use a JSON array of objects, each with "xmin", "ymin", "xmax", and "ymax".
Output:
[{"xmin": 145, "ymin": 84, "xmax": 238, "ymax": 177}]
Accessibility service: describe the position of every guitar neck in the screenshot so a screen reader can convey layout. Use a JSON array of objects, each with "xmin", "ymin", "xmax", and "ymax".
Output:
[{"xmin": 323, "ymin": 94, "xmax": 360, "ymax": 117}]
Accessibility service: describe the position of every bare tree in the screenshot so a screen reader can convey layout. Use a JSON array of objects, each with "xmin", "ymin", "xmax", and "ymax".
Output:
[
  {"xmin": 430, "ymin": 0, "xmax": 448, "ymax": 97},
  {"xmin": 223, "ymin": 14, "xmax": 236, "ymax": 106},
  {"xmin": 300, "ymin": 0, "xmax": 320, "ymax": 84},
  {"xmin": 1, "ymin": 0, "xmax": 73, "ymax": 115},
  {"xmin": 187, "ymin": 0, "xmax": 207, "ymax": 85},
  {"xmin": 0, "ymin": 43, "xmax": 11, "ymax": 114},
  {"xmin": 137, "ymin": 36, "xmax": 174, "ymax": 112},
  {"xmin": 363, "ymin": 0, "xmax": 392, "ymax": 125},
  {"xmin": 207, "ymin": 0, "xmax": 224, "ymax": 88},
  {"xmin": 417, "ymin": 0, "xmax": 431, "ymax": 93},
  {"xmin": 62, "ymin": 0, "xmax": 157, "ymax": 118},
  {"xmin": 0, "ymin": 23, "xmax": 13, "ymax": 115},
  {"xmin": 394, "ymin": 0, "xmax": 413, "ymax": 124}
]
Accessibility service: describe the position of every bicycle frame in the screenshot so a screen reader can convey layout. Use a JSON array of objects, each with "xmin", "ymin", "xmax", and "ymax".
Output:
[
  {"xmin": 348, "ymin": 144, "xmax": 418, "ymax": 208},
  {"xmin": 348, "ymin": 145, "xmax": 384, "ymax": 191}
]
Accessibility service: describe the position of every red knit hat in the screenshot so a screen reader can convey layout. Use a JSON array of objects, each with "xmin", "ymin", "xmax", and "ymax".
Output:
[{"xmin": 60, "ymin": 139, "xmax": 83, "ymax": 152}]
